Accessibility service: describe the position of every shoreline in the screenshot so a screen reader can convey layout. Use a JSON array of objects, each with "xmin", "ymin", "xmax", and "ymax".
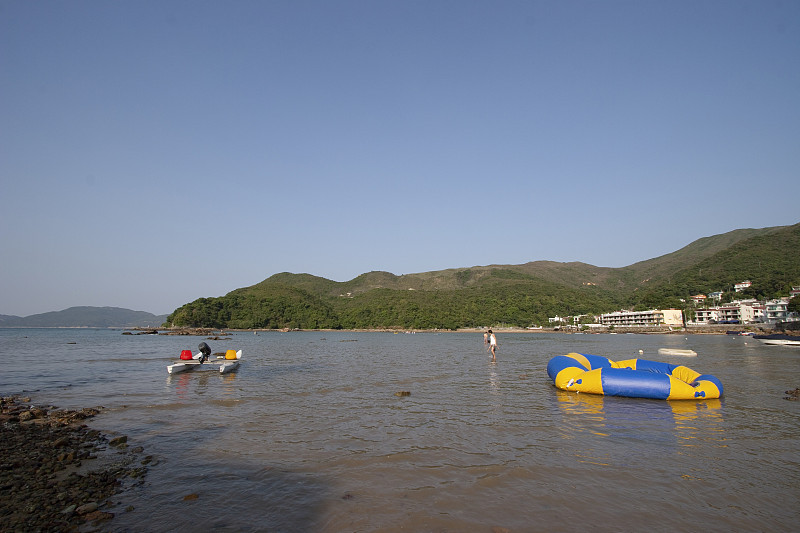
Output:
[
  {"xmin": 4, "ymin": 325, "xmax": 777, "ymax": 336},
  {"xmin": 128, "ymin": 324, "xmax": 772, "ymax": 336},
  {"xmin": 0, "ymin": 395, "xmax": 148, "ymax": 531}
]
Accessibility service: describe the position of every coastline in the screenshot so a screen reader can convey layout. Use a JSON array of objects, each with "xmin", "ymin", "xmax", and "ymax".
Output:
[
  {"xmin": 0, "ymin": 396, "xmax": 148, "ymax": 531},
  {"xmin": 126, "ymin": 324, "xmax": 771, "ymax": 336}
]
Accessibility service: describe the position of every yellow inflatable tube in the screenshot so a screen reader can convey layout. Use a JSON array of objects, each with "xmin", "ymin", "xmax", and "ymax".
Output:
[{"xmin": 547, "ymin": 353, "xmax": 723, "ymax": 400}]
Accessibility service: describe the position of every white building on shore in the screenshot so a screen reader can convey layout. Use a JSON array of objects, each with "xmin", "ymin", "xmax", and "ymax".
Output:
[
  {"xmin": 765, "ymin": 297, "xmax": 792, "ymax": 323},
  {"xmin": 599, "ymin": 309, "xmax": 683, "ymax": 327},
  {"xmin": 692, "ymin": 299, "xmax": 772, "ymax": 324}
]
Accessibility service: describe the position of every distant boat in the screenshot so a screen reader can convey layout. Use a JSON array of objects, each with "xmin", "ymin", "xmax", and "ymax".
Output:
[
  {"xmin": 752, "ymin": 334, "xmax": 800, "ymax": 346},
  {"xmin": 657, "ymin": 348, "xmax": 698, "ymax": 357}
]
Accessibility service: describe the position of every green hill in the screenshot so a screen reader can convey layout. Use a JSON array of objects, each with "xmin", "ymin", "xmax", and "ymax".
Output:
[
  {"xmin": 627, "ymin": 224, "xmax": 800, "ymax": 308},
  {"xmin": 166, "ymin": 223, "xmax": 799, "ymax": 330}
]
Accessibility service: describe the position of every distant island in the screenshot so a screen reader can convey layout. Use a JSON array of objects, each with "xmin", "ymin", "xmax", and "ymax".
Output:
[{"xmin": 0, "ymin": 307, "xmax": 169, "ymax": 328}]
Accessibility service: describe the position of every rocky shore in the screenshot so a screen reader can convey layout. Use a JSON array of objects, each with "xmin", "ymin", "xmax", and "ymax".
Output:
[{"xmin": 0, "ymin": 395, "xmax": 149, "ymax": 532}]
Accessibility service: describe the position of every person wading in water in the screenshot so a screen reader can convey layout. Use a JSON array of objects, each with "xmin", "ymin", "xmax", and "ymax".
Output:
[{"xmin": 487, "ymin": 330, "xmax": 498, "ymax": 362}]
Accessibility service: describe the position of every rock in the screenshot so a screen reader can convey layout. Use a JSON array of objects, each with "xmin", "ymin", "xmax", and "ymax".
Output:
[
  {"xmin": 109, "ymin": 435, "xmax": 128, "ymax": 447},
  {"xmin": 83, "ymin": 509, "xmax": 114, "ymax": 522},
  {"xmin": 62, "ymin": 504, "xmax": 77, "ymax": 515},
  {"xmin": 0, "ymin": 395, "xmax": 146, "ymax": 531},
  {"xmin": 183, "ymin": 493, "xmax": 199, "ymax": 501},
  {"xmin": 76, "ymin": 501, "xmax": 99, "ymax": 514}
]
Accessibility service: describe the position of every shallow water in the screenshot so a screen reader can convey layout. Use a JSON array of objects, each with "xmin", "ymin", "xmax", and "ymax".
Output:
[{"xmin": 2, "ymin": 329, "xmax": 799, "ymax": 532}]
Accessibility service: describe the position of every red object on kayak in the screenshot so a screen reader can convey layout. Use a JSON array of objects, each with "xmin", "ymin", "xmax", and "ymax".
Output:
[{"xmin": 180, "ymin": 350, "xmax": 193, "ymax": 360}]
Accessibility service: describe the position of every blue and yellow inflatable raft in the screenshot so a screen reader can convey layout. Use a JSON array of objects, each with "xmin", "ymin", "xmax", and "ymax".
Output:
[{"xmin": 547, "ymin": 353, "xmax": 723, "ymax": 400}]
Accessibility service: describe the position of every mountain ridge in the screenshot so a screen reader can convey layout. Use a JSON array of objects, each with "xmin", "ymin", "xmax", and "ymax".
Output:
[
  {"xmin": 4, "ymin": 224, "xmax": 796, "ymax": 329},
  {"xmin": 166, "ymin": 223, "xmax": 799, "ymax": 329},
  {"xmin": 0, "ymin": 306, "xmax": 169, "ymax": 328}
]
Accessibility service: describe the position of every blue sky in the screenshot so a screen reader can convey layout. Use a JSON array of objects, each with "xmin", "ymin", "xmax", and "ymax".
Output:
[{"xmin": 2, "ymin": 1, "xmax": 798, "ymax": 316}]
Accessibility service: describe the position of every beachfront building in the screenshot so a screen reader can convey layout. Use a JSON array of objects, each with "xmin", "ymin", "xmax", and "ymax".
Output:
[
  {"xmin": 548, "ymin": 314, "xmax": 601, "ymax": 329},
  {"xmin": 694, "ymin": 308, "xmax": 720, "ymax": 324},
  {"xmin": 693, "ymin": 299, "xmax": 765, "ymax": 324},
  {"xmin": 599, "ymin": 309, "xmax": 683, "ymax": 327},
  {"xmin": 765, "ymin": 298, "xmax": 791, "ymax": 323},
  {"xmin": 751, "ymin": 302, "xmax": 766, "ymax": 322}
]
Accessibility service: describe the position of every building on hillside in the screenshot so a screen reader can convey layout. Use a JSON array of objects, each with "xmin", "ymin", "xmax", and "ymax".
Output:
[
  {"xmin": 791, "ymin": 286, "xmax": 800, "ymax": 298},
  {"xmin": 691, "ymin": 294, "xmax": 707, "ymax": 305},
  {"xmin": 734, "ymin": 280, "xmax": 752, "ymax": 292},
  {"xmin": 599, "ymin": 309, "xmax": 683, "ymax": 327},
  {"xmin": 708, "ymin": 291, "xmax": 724, "ymax": 301}
]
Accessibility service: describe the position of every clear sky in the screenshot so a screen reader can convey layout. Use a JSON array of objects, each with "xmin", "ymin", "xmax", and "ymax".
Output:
[{"xmin": 2, "ymin": 1, "xmax": 798, "ymax": 316}]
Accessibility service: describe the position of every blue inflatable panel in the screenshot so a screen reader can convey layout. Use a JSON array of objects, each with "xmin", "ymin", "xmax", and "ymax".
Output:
[
  {"xmin": 633, "ymin": 359, "xmax": 678, "ymax": 375},
  {"xmin": 546, "ymin": 355, "xmax": 585, "ymax": 381},
  {"xmin": 601, "ymin": 368, "xmax": 672, "ymax": 399},
  {"xmin": 580, "ymin": 353, "xmax": 613, "ymax": 369}
]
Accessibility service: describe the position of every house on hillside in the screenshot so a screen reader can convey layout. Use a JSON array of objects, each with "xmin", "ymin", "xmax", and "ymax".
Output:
[{"xmin": 734, "ymin": 280, "xmax": 752, "ymax": 292}]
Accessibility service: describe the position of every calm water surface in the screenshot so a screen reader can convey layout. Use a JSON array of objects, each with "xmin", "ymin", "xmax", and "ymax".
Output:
[{"xmin": 2, "ymin": 329, "xmax": 799, "ymax": 532}]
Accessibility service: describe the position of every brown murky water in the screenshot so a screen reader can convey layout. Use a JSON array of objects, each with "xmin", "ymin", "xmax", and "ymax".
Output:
[{"xmin": 3, "ymin": 329, "xmax": 799, "ymax": 531}]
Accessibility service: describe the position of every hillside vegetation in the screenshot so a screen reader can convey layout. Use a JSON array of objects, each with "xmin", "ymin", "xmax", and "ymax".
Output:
[{"xmin": 166, "ymin": 223, "xmax": 799, "ymax": 330}]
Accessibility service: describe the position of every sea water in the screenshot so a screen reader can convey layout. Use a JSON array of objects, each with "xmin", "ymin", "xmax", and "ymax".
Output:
[{"xmin": 1, "ymin": 328, "xmax": 799, "ymax": 532}]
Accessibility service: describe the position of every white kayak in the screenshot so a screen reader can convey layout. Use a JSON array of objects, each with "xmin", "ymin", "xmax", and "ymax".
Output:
[
  {"xmin": 167, "ymin": 349, "xmax": 242, "ymax": 374},
  {"xmin": 657, "ymin": 348, "xmax": 697, "ymax": 357}
]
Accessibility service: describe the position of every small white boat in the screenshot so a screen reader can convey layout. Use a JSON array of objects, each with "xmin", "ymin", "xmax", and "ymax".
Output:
[
  {"xmin": 753, "ymin": 334, "xmax": 800, "ymax": 346},
  {"xmin": 657, "ymin": 348, "xmax": 697, "ymax": 357},
  {"xmin": 167, "ymin": 349, "xmax": 242, "ymax": 374}
]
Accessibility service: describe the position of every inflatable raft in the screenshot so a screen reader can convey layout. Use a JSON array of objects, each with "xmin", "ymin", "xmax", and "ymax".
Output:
[{"xmin": 547, "ymin": 352, "xmax": 723, "ymax": 400}]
